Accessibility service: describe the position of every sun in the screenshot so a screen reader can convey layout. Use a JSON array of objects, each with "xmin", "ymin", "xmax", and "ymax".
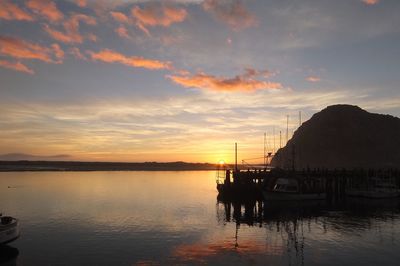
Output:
[{"xmin": 218, "ymin": 160, "xmax": 225, "ymax": 165}]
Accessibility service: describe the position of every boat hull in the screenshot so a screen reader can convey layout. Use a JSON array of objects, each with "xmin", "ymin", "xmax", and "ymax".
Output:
[
  {"xmin": 0, "ymin": 218, "xmax": 20, "ymax": 245},
  {"xmin": 346, "ymin": 190, "xmax": 400, "ymax": 199},
  {"xmin": 263, "ymin": 191, "xmax": 326, "ymax": 201}
]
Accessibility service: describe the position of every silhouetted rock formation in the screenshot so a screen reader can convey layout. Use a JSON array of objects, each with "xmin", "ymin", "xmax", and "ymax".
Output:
[{"xmin": 271, "ymin": 104, "xmax": 400, "ymax": 169}]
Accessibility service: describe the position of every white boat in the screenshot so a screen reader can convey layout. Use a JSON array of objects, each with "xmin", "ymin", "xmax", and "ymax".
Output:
[
  {"xmin": 263, "ymin": 177, "xmax": 326, "ymax": 201},
  {"xmin": 346, "ymin": 178, "xmax": 400, "ymax": 199},
  {"xmin": 0, "ymin": 215, "xmax": 20, "ymax": 245}
]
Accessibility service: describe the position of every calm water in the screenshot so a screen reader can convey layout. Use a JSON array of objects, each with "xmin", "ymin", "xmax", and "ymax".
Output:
[{"xmin": 1, "ymin": 171, "xmax": 400, "ymax": 265}]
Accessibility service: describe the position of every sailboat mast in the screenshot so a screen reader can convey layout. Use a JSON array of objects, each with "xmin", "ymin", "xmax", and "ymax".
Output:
[
  {"xmin": 264, "ymin": 132, "xmax": 266, "ymax": 167},
  {"xmin": 235, "ymin": 142, "xmax": 238, "ymax": 172}
]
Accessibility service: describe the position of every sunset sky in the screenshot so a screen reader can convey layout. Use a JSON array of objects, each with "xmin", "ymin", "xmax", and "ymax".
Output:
[{"xmin": 1, "ymin": 0, "xmax": 400, "ymax": 163}]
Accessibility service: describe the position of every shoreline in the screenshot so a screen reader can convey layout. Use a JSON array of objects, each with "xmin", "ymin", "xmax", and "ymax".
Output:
[{"xmin": 0, "ymin": 161, "xmax": 223, "ymax": 172}]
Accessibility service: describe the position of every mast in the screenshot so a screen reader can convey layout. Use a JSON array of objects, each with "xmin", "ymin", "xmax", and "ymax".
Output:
[
  {"xmin": 279, "ymin": 130, "xmax": 282, "ymax": 149},
  {"xmin": 235, "ymin": 142, "xmax": 238, "ymax": 172},
  {"xmin": 273, "ymin": 127, "xmax": 276, "ymax": 154},
  {"xmin": 263, "ymin": 132, "xmax": 266, "ymax": 167}
]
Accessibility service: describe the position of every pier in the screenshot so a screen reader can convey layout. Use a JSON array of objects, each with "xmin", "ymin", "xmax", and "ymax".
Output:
[{"xmin": 216, "ymin": 166, "xmax": 400, "ymax": 200}]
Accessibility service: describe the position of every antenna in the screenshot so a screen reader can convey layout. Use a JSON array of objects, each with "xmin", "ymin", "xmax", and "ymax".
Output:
[
  {"xmin": 286, "ymin": 115, "xmax": 289, "ymax": 145},
  {"xmin": 299, "ymin": 111, "xmax": 302, "ymax": 127},
  {"xmin": 279, "ymin": 130, "xmax": 282, "ymax": 149}
]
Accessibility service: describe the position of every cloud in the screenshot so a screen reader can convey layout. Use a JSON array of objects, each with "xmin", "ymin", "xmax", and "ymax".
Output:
[
  {"xmin": 0, "ymin": 60, "xmax": 34, "ymax": 74},
  {"xmin": 306, "ymin": 76, "xmax": 321, "ymax": 82},
  {"xmin": 131, "ymin": 4, "xmax": 187, "ymax": 35},
  {"xmin": 167, "ymin": 69, "xmax": 282, "ymax": 92},
  {"xmin": 361, "ymin": 0, "xmax": 379, "ymax": 5},
  {"xmin": 0, "ymin": 36, "xmax": 61, "ymax": 63},
  {"xmin": 89, "ymin": 49, "xmax": 172, "ymax": 70},
  {"xmin": 26, "ymin": 0, "xmax": 64, "ymax": 22},
  {"xmin": 44, "ymin": 13, "xmax": 97, "ymax": 44},
  {"xmin": 110, "ymin": 11, "xmax": 130, "ymax": 24},
  {"xmin": 51, "ymin": 44, "xmax": 65, "ymax": 63},
  {"xmin": 115, "ymin": 26, "xmax": 131, "ymax": 39},
  {"xmin": 69, "ymin": 47, "xmax": 87, "ymax": 60},
  {"xmin": 0, "ymin": 0, "xmax": 35, "ymax": 21},
  {"xmin": 74, "ymin": 0, "xmax": 87, "ymax": 7},
  {"xmin": 202, "ymin": 0, "xmax": 257, "ymax": 30}
]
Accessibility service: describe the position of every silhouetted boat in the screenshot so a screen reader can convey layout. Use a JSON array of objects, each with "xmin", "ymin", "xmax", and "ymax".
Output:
[
  {"xmin": 263, "ymin": 177, "xmax": 326, "ymax": 201},
  {"xmin": 0, "ymin": 214, "xmax": 20, "ymax": 245},
  {"xmin": 346, "ymin": 177, "xmax": 400, "ymax": 198}
]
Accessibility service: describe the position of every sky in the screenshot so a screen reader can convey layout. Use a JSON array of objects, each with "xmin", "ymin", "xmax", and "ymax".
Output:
[{"xmin": 1, "ymin": 0, "xmax": 400, "ymax": 163}]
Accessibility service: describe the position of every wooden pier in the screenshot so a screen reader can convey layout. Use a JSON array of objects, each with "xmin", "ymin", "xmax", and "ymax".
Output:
[{"xmin": 216, "ymin": 167, "xmax": 400, "ymax": 200}]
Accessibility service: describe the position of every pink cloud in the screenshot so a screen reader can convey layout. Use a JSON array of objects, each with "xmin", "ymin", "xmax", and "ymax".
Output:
[
  {"xmin": 74, "ymin": 0, "xmax": 87, "ymax": 8},
  {"xmin": 89, "ymin": 49, "xmax": 172, "ymax": 70},
  {"xmin": 69, "ymin": 47, "xmax": 87, "ymax": 60},
  {"xmin": 361, "ymin": 0, "xmax": 379, "ymax": 5},
  {"xmin": 131, "ymin": 4, "xmax": 187, "ymax": 35},
  {"xmin": 0, "ymin": 60, "xmax": 34, "ymax": 74},
  {"xmin": 51, "ymin": 43, "xmax": 64, "ymax": 63},
  {"xmin": 26, "ymin": 0, "xmax": 64, "ymax": 22},
  {"xmin": 203, "ymin": 0, "xmax": 257, "ymax": 30},
  {"xmin": 115, "ymin": 26, "xmax": 131, "ymax": 39},
  {"xmin": 0, "ymin": 36, "xmax": 60, "ymax": 63},
  {"xmin": 306, "ymin": 76, "xmax": 321, "ymax": 82},
  {"xmin": 168, "ymin": 69, "xmax": 282, "ymax": 92},
  {"xmin": 44, "ymin": 13, "xmax": 97, "ymax": 44},
  {"xmin": 110, "ymin": 11, "xmax": 130, "ymax": 24},
  {"xmin": 0, "ymin": 0, "xmax": 34, "ymax": 21}
]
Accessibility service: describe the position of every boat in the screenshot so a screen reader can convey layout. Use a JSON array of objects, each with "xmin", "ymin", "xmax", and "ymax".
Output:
[
  {"xmin": 346, "ymin": 177, "xmax": 400, "ymax": 199},
  {"xmin": 0, "ymin": 214, "xmax": 20, "ymax": 245},
  {"xmin": 263, "ymin": 177, "xmax": 326, "ymax": 201}
]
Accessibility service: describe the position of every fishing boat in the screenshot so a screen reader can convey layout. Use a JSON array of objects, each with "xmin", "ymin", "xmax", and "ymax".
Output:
[
  {"xmin": 263, "ymin": 177, "xmax": 326, "ymax": 201},
  {"xmin": 0, "ymin": 214, "xmax": 20, "ymax": 245}
]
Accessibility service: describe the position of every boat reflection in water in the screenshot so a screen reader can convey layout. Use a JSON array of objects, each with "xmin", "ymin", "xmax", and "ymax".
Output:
[
  {"xmin": 0, "ymin": 245, "xmax": 19, "ymax": 266},
  {"xmin": 216, "ymin": 194, "xmax": 400, "ymax": 265}
]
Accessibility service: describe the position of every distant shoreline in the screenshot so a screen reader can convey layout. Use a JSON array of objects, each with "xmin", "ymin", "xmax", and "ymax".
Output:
[{"xmin": 0, "ymin": 161, "xmax": 223, "ymax": 172}]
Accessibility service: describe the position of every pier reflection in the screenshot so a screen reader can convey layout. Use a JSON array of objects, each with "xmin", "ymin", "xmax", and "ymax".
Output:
[
  {"xmin": 0, "ymin": 245, "xmax": 19, "ymax": 266},
  {"xmin": 216, "ymin": 194, "xmax": 400, "ymax": 265}
]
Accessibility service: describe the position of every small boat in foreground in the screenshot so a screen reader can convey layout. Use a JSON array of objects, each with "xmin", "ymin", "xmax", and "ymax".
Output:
[
  {"xmin": 263, "ymin": 177, "xmax": 326, "ymax": 201},
  {"xmin": 0, "ymin": 214, "xmax": 20, "ymax": 245}
]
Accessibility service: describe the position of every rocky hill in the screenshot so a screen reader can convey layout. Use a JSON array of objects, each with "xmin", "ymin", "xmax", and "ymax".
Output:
[{"xmin": 271, "ymin": 105, "xmax": 400, "ymax": 169}]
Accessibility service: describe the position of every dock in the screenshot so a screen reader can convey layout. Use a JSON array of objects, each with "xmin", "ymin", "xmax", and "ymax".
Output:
[{"xmin": 216, "ymin": 167, "xmax": 400, "ymax": 201}]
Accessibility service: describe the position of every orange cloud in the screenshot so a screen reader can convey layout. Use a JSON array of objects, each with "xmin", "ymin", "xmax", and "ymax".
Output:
[
  {"xmin": 168, "ymin": 69, "xmax": 282, "ymax": 92},
  {"xmin": 0, "ymin": 60, "xmax": 34, "ymax": 74},
  {"xmin": 26, "ymin": 0, "xmax": 63, "ymax": 22},
  {"xmin": 89, "ymin": 49, "xmax": 172, "ymax": 70},
  {"xmin": 361, "ymin": 0, "xmax": 379, "ymax": 5},
  {"xmin": 69, "ymin": 47, "xmax": 87, "ymax": 60},
  {"xmin": 110, "ymin": 11, "xmax": 130, "ymax": 24},
  {"xmin": 0, "ymin": 36, "xmax": 60, "ymax": 63},
  {"xmin": 203, "ymin": 0, "xmax": 257, "ymax": 30},
  {"xmin": 0, "ymin": 0, "xmax": 34, "ymax": 21},
  {"xmin": 74, "ymin": 0, "xmax": 87, "ymax": 7},
  {"xmin": 131, "ymin": 5, "xmax": 187, "ymax": 35},
  {"xmin": 306, "ymin": 76, "xmax": 321, "ymax": 82},
  {"xmin": 44, "ymin": 13, "xmax": 97, "ymax": 44},
  {"xmin": 115, "ymin": 26, "xmax": 131, "ymax": 39},
  {"xmin": 51, "ymin": 43, "xmax": 64, "ymax": 63}
]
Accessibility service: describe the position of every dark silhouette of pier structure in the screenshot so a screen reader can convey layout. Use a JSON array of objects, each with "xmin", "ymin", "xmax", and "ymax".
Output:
[{"xmin": 216, "ymin": 166, "xmax": 400, "ymax": 201}]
